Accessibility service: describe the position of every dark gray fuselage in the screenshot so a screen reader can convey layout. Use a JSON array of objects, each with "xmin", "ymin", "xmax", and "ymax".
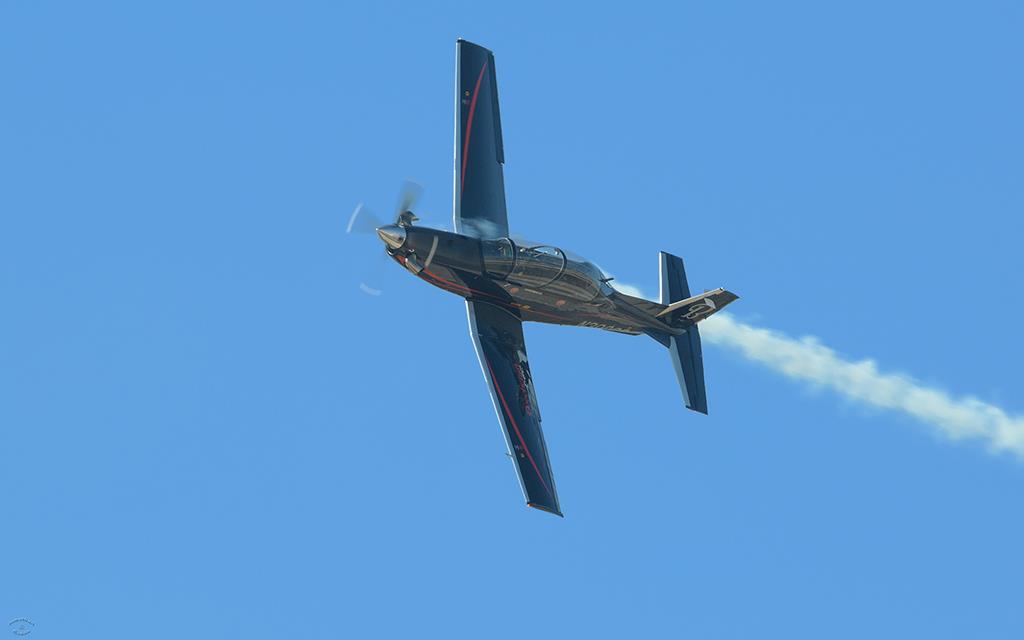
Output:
[{"xmin": 388, "ymin": 225, "xmax": 676, "ymax": 336}]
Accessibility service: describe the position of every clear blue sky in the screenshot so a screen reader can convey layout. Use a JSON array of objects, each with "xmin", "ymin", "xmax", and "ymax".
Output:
[{"xmin": 3, "ymin": 2, "xmax": 1023, "ymax": 638}]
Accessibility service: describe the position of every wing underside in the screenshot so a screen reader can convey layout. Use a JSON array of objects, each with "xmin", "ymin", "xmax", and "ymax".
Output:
[
  {"xmin": 453, "ymin": 39, "xmax": 509, "ymax": 239},
  {"xmin": 466, "ymin": 300, "xmax": 561, "ymax": 516}
]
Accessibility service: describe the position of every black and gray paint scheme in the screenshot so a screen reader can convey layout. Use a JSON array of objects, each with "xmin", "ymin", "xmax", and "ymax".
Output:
[{"xmin": 373, "ymin": 40, "xmax": 738, "ymax": 516}]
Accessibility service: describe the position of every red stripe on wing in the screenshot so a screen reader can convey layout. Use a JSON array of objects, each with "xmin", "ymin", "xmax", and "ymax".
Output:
[
  {"xmin": 459, "ymin": 60, "xmax": 488, "ymax": 198},
  {"xmin": 484, "ymin": 360, "xmax": 551, "ymax": 498}
]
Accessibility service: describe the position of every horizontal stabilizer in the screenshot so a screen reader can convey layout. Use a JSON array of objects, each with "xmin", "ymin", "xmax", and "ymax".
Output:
[
  {"xmin": 658, "ymin": 251, "xmax": 728, "ymax": 414},
  {"xmin": 670, "ymin": 330, "xmax": 706, "ymax": 414}
]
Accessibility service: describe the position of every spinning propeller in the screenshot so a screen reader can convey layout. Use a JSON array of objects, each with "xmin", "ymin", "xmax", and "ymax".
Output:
[
  {"xmin": 347, "ymin": 180, "xmax": 428, "ymax": 295},
  {"xmin": 346, "ymin": 180, "xmax": 423, "ymax": 237}
]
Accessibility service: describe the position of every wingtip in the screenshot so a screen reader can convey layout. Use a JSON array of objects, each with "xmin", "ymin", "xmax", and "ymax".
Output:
[
  {"xmin": 528, "ymin": 502, "xmax": 564, "ymax": 518},
  {"xmin": 456, "ymin": 38, "xmax": 494, "ymax": 54}
]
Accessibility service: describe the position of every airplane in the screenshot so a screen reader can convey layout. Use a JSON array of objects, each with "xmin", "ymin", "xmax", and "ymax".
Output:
[{"xmin": 355, "ymin": 39, "xmax": 738, "ymax": 517}]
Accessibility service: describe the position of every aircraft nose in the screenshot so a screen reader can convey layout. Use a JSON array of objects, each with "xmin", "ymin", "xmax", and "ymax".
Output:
[{"xmin": 376, "ymin": 224, "xmax": 406, "ymax": 249}]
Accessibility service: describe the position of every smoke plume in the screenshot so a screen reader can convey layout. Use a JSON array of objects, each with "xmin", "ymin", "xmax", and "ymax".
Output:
[{"xmin": 701, "ymin": 313, "xmax": 1024, "ymax": 458}]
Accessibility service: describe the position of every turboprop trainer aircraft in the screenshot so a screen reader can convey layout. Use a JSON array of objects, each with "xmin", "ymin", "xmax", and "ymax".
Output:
[{"xmin": 352, "ymin": 39, "xmax": 738, "ymax": 516}]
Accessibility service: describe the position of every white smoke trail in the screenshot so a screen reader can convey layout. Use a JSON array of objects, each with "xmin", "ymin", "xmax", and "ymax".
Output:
[
  {"xmin": 610, "ymin": 282, "xmax": 648, "ymax": 299},
  {"xmin": 700, "ymin": 313, "xmax": 1024, "ymax": 458}
]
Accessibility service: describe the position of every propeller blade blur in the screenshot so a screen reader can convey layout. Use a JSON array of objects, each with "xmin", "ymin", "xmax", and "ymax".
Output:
[
  {"xmin": 395, "ymin": 180, "xmax": 423, "ymax": 216},
  {"xmin": 356, "ymin": 250, "xmax": 392, "ymax": 297},
  {"xmin": 347, "ymin": 203, "xmax": 384, "ymax": 235}
]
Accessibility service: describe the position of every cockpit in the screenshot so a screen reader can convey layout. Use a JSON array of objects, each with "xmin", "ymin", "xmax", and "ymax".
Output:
[{"xmin": 482, "ymin": 237, "xmax": 611, "ymax": 301}]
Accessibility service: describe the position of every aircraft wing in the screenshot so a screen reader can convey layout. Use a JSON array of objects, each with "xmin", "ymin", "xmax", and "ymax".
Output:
[
  {"xmin": 453, "ymin": 39, "xmax": 509, "ymax": 239},
  {"xmin": 466, "ymin": 300, "xmax": 562, "ymax": 516}
]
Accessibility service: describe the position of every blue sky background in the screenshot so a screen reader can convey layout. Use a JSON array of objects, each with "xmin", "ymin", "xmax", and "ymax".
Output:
[{"xmin": 3, "ymin": 1, "xmax": 1023, "ymax": 638}]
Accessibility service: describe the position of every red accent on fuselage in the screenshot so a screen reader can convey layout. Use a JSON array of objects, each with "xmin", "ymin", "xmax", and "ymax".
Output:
[{"xmin": 418, "ymin": 268, "xmax": 568, "ymax": 323}]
